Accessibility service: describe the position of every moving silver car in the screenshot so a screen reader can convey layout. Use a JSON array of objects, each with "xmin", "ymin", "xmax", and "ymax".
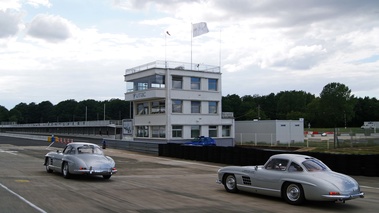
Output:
[
  {"xmin": 217, "ymin": 154, "xmax": 364, "ymax": 205},
  {"xmin": 44, "ymin": 142, "xmax": 117, "ymax": 179}
]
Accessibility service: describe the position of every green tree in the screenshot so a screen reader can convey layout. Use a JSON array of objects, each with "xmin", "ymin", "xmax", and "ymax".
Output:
[
  {"xmin": 352, "ymin": 97, "xmax": 379, "ymax": 127},
  {"xmin": 0, "ymin": 105, "xmax": 9, "ymax": 122},
  {"xmin": 105, "ymin": 99, "xmax": 131, "ymax": 120},
  {"xmin": 55, "ymin": 99, "xmax": 78, "ymax": 122},
  {"xmin": 256, "ymin": 93, "xmax": 277, "ymax": 120},
  {"xmin": 37, "ymin": 101, "xmax": 55, "ymax": 123},
  {"xmin": 319, "ymin": 82, "xmax": 355, "ymax": 128},
  {"xmin": 77, "ymin": 99, "xmax": 101, "ymax": 121},
  {"xmin": 276, "ymin": 90, "xmax": 315, "ymax": 120},
  {"xmin": 305, "ymin": 98, "xmax": 321, "ymax": 128},
  {"xmin": 222, "ymin": 94, "xmax": 242, "ymax": 119},
  {"xmin": 12, "ymin": 103, "xmax": 29, "ymax": 123},
  {"xmin": 8, "ymin": 108, "xmax": 22, "ymax": 123}
]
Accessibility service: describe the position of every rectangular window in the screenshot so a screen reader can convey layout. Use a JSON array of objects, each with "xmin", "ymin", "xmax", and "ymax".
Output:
[
  {"xmin": 191, "ymin": 77, "xmax": 200, "ymax": 90},
  {"xmin": 134, "ymin": 75, "xmax": 165, "ymax": 91},
  {"xmin": 151, "ymin": 100, "xmax": 165, "ymax": 114},
  {"xmin": 172, "ymin": 76, "xmax": 183, "ymax": 89},
  {"xmin": 152, "ymin": 126, "xmax": 165, "ymax": 138},
  {"xmin": 209, "ymin": 125, "xmax": 217, "ymax": 137},
  {"xmin": 172, "ymin": 125, "xmax": 183, "ymax": 138},
  {"xmin": 137, "ymin": 102, "xmax": 149, "ymax": 115},
  {"xmin": 208, "ymin": 78, "xmax": 217, "ymax": 91},
  {"xmin": 191, "ymin": 101, "xmax": 201, "ymax": 113},
  {"xmin": 136, "ymin": 126, "xmax": 149, "ymax": 137},
  {"xmin": 136, "ymin": 82, "xmax": 148, "ymax": 91},
  {"xmin": 191, "ymin": 125, "xmax": 201, "ymax": 138},
  {"xmin": 151, "ymin": 75, "xmax": 165, "ymax": 89},
  {"xmin": 222, "ymin": 125, "xmax": 231, "ymax": 137},
  {"xmin": 208, "ymin": 101, "xmax": 217, "ymax": 114},
  {"xmin": 172, "ymin": 100, "xmax": 182, "ymax": 113}
]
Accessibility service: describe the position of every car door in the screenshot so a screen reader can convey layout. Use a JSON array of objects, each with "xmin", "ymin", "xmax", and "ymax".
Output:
[
  {"xmin": 52, "ymin": 145, "xmax": 71, "ymax": 168},
  {"xmin": 252, "ymin": 158, "xmax": 289, "ymax": 194}
]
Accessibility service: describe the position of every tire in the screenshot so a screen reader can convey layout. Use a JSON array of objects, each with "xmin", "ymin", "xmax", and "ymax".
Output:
[
  {"xmin": 103, "ymin": 175, "xmax": 111, "ymax": 180},
  {"xmin": 45, "ymin": 157, "xmax": 53, "ymax": 173},
  {"xmin": 283, "ymin": 183, "xmax": 305, "ymax": 205},
  {"xmin": 224, "ymin": 174, "xmax": 238, "ymax": 193},
  {"xmin": 62, "ymin": 162, "xmax": 71, "ymax": 179}
]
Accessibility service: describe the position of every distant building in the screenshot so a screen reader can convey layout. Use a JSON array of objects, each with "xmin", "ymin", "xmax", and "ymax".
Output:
[
  {"xmin": 124, "ymin": 61, "xmax": 235, "ymax": 146},
  {"xmin": 235, "ymin": 120, "xmax": 304, "ymax": 145}
]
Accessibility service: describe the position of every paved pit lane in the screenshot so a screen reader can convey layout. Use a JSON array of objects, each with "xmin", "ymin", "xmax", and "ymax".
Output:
[{"xmin": 0, "ymin": 136, "xmax": 379, "ymax": 213}]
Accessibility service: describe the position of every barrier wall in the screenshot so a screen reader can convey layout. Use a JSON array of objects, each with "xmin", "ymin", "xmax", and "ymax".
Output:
[{"xmin": 158, "ymin": 144, "xmax": 379, "ymax": 177}]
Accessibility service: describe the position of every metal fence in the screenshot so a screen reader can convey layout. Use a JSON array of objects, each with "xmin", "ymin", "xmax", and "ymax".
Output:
[{"xmin": 235, "ymin": 132, "xmax": 379, "ymax": 149}]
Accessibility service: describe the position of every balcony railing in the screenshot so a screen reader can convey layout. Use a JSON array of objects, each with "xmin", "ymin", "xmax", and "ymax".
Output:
[{"xmin": 125, "ymin": 60, "xmax": 220, "ymax": 75}]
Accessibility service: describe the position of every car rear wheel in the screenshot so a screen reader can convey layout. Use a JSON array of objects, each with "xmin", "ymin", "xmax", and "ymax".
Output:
[
  {"xmin": 283, "ymin": 183, "xmax": 305, "ymax": 205},
  {"xmin": 103, "ymin": 175, "xmax": 111, "ymax": 179},
  {"xmin": 224, "ymin": 174, "xmax": 238, "ymax": 193},
  {"xmin": 62, "ymin": 162, "xmax": 71, "ymax": 179},
  {"xmin": 45, "ymin": 157, "xmax": 53, "ymax": 173}
]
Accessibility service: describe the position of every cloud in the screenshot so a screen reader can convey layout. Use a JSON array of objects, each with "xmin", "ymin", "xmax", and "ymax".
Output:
[
  {"xmin": 26, "ymin": 14, "xmax": 74, "ymax": 42},
  {"xmin": 271, "ymin": 45, "xmax": 327, "ymax": 70},
  {"xmin": 1, "ymin": 0, "xmax": 379, "ymax": 110},
  {"xmin": 0, "ymin": 0, "xmax": 22, "ymax": 11},
  {"xmin": 0, "ymin": 10, "xmax": 23, "ymax": 38},
  {"xmin": 26, "ymin": 0, "xmax": 52, "ymax": 8}
]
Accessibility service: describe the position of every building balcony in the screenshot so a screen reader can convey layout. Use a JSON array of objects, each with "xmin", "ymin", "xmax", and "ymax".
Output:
[
  {"xmin": 125, "ymin": 60, "xmax": 220, "ymax": 76},
  {"xmin": 125, "ymin": 88, "xmax": 167, "ymax": 101}
]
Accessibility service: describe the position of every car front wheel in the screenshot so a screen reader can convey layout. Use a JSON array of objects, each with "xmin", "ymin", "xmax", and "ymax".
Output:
[
  {"xmin": 224, "ymin": 174, "xmax": 238, "ymax": 193},
  {"xmin": 283, "ymin": 183, "xmax": 305, "ymax": 205},
  {"xmin": 62, "ymin": 162, "xmax": 71, "ymax": 179}
]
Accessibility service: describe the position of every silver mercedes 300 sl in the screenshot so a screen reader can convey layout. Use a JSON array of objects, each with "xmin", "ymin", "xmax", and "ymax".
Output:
[
  {"xmin": 217, "ymin": 153, "xmax": 364, "ymax": 205},
  {"xmin": 44, "ymin": 142, "xmax": 117, "ymax": 179}
]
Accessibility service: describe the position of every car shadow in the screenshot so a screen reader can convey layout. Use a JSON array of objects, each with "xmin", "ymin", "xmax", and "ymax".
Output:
[
  {"xmin": 216, "ymin": 189, "xmax": 363, "ymax": 210},
  {"xmin": 40, "ymin": 170, "xmax": 115, "ymax": 182}
]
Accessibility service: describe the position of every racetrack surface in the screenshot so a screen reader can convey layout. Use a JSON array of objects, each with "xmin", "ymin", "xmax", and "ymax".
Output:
[{"xmin": 1, "ymin": 136, "xmax": 378, "ymax": 213}]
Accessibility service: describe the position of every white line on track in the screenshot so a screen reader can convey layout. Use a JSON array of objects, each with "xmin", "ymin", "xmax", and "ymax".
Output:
[
  {"xmin": 0, "ymin": 182, "xmax": 47, "ymax": 213},
  {"xmin": 361, "ymin": 185, "xmax": 379, "ymax": 190},
  {"xmin": 0, "ymin": 149, "xmax": 18, "ymax": 155}
]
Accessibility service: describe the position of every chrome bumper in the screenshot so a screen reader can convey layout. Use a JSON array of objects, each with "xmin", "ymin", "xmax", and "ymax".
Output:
[
  {"xmin": 322, "ymin": 192, "xmax": 364, "ymax": 200},
  {"xmin": 74, "ymin": 168, "xmax": 117, "ymax": 175}
]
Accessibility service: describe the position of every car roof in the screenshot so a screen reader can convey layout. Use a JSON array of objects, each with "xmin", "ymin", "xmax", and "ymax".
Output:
[
  {"xmin": 270, "ymin": 154, "xmax": 314, "ymax": 163},
  {"xmin": 67, "ymin": 142, "xmax": 99, "ymax": 147}
]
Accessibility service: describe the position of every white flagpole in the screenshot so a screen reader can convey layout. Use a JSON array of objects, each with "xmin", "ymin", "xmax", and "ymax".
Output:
[
  {"xmin": 165, "ymin": 31, "xmax": 170, "ymax": 68},
  {"xmin": 191, "ymin": 23, "xmax": 193, "ymax": 69},
  {"xmin": 219, "ymin": 28, "xmax": 221, "ymax": 70}
]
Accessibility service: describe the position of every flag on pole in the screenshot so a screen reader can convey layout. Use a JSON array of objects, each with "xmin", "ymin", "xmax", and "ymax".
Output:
[{"xmin": 192, "ymin": 22, "xmax": 209, "ymax": 37}]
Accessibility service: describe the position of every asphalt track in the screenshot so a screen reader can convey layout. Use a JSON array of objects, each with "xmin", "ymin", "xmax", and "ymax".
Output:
[{"xmin": 1, "ymin": 136, "xmax": 379, "ymax": 213}]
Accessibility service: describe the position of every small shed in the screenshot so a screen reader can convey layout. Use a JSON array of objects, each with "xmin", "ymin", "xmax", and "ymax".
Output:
[{"xmin": 235, "ymin": 119, "xmax": 304, "ymax": 145}]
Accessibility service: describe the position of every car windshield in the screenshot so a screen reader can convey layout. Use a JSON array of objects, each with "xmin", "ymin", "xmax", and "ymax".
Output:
[
  {"xmin": 77, "ymin": 145, "xmax": 103, "ymax": 155},
  {"xmin": 302, "ymin": 158, "xmax": 329, "ymax": 172}
]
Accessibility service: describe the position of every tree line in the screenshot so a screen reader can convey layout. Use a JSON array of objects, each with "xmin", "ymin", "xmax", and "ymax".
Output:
[
  {"xmin": 0, "ymin": 82, "xmax": 378, "ymax": 128},
  {"xmin": 0, "ymin": 99, "xmax": 131, "ymax": 124}
]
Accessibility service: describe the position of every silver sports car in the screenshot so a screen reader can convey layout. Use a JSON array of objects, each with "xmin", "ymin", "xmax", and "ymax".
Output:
[
  {"xmin": 217, "ymin": 154, "xmax": 364, "ymax": 205},
  {"xmin": 44, "ymin": 142, "xmax": 117, "ymax": 179}
]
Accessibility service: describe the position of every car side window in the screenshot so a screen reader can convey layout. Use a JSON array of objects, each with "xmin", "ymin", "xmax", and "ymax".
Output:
[
  {"xmin": 288, "ymin": 162, "xmax": 303, "ymax": 172},
  {"xmin": 265, "ymin": 159, "xmax": 288, "ymax": 171},
  {"xmin": 63, "ymin": 146, "xmax": 74, "ymax": 154}
]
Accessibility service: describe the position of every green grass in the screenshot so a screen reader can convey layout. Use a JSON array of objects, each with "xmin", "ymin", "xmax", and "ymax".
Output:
[
  {"xmin": 307, "ymin": 127, "xmax": 377, "ymax": 134},
  {"xmin": 241, "ymin": 132, "xmax": 379, "ymax": 154},
  {"xmin": 294, "ymin": 141, "xmax": 379, "ymax": 154}
]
